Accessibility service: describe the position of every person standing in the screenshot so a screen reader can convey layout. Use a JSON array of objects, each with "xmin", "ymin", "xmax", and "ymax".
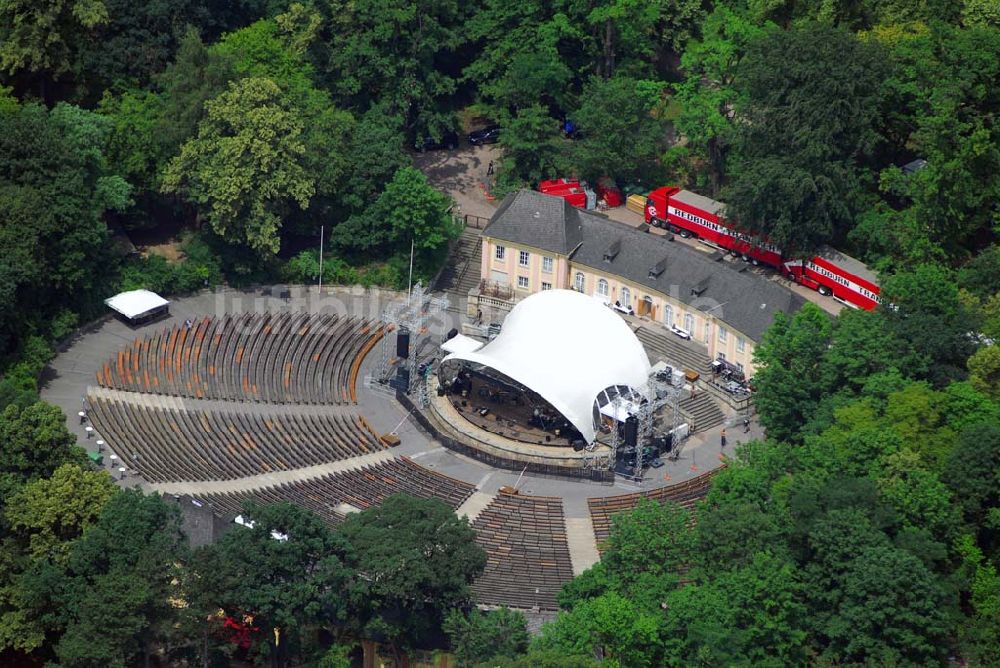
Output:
[
  {"xmin": 743, "ymin": 416, "xmax": 751, "ymax": 433},
  {"xmin": 721, "ymin": 428, "xmax": 727, "ymax": 448},
  {"xmin": 487, "ymin": 160, "xmax": 494, "ymax": 176}
]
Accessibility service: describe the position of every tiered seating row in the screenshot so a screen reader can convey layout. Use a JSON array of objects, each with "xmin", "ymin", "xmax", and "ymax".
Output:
[
  {"xmin": 471, "ymin": 492, "xmax": 574, "ymax": 611},
  {"xmin": 88, "ymin": 397, "xmax": 385, "ymax": 483},
  {"xmin": 587, "ymin": 469, "xmax": 720, "ymax": 551},
  {"xmin": 195, "ymin": 457, "xmax": 476, "ymax": 525},
  {"xmin": 96, "ymin": 313, "xmax": 385, "ymax": 404}
]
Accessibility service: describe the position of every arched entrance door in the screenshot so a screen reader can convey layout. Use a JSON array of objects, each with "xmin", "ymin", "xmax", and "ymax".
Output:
[{"xmin": 638, "ymin": 295, "xmax": 654, "ymax": 318}]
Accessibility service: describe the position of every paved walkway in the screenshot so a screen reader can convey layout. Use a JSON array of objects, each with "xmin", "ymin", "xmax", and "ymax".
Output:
[
  {"xmin": 150, "ymin": 449, "xmax": 397, "ymax": 496},
  {"xmin": 456, "ymin": 491, "xmax": 497, "ymax": 522},
  {"xmin": 412, "ymin": 143, "xmax": 500, "ymax": 220},
  {"xmin": 86, "ymin": 386, "xmax": 364, "ymax": 417},
  {"xmin": 565, "ymin": 516, "xmax": 601, "ymax": 575}
]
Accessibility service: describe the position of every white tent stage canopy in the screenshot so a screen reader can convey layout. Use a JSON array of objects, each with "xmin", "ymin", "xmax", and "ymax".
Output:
[
  {"xmin": 442, "ymin": 289, "xmax": 651, "ymax": 443},
  {"xmin": 104, "ymin": 289, "xmax": 170, "ymax": 323},
  {"xmin": 440, "ymin": 333, "xmax": 484, "ymax": 356}
]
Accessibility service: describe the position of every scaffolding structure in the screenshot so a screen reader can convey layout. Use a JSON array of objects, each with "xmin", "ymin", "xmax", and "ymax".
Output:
[
  {"xmin": 365, "ymin": 283, "xmax": 449, "ymax": 400},
  {"xmin": 596, "ymin": 368, "xmax": 685, "ymax": 483}
]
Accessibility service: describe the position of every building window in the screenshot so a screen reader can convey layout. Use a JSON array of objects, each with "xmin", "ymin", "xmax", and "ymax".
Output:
[
  {"xmin": 737, "ymin": 337, "xmax": 746, "ymax": 353},
  {"xmin": 718, "ymin": 352, "xmax": 726, "ymax": 361},
  {"xmin": 495, "ymin": 245, "xmax": 505, "ymax": 261},
  {"xmin": 597, "ymin": 279, "xmax": 609, "ymax": 297},
  {"xmin": 621, "ymin": 287, "xmax": 631, "ymax": 308},
  {"xmin": 704, "ymin": 322, "xmax": 710, "ymax": 343},
  {"xmin": 719, "ymin": 327, "xmax": 728, "ymax": 343},
  {"xmin": 542, "ymin": 256, "xmax": 554, "ymax": 273},
  {"xmin": 664, "ymin": 305, "xmax": 673, "ymax": 328},
  {"xmin": 684, "ymin": 313, "xmax": 694, "ymax": 332},
  {"xmin": 737, "ymin": 362, "xmax": 744, "ymax": 373},
  {"xmin": 517, "ymin": 276, "xmax": 529, "ymax": 290},
  {"xmin": 574, "ymin": 272, "xmax": 585, "ymax": 291},
  {"xmin": 541, "ymin": 282, "xmax": 552, "ymax": 291},
  {"xmin": 519, "ymin": 250, "xmax": 529, "ymax": 267}
]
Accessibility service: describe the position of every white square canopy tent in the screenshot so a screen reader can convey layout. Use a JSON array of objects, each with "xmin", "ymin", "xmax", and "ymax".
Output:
[
  {"xmin": 440, "ymin": 333, "xmax": 484, "ymax": 356},
  {"xmin": 104, "ymin": 289, "xmax": 170, "ymax": 325}
]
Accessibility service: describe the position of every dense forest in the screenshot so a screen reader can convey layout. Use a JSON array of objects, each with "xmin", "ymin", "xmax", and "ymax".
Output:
[{"xmin": 2, "ymin": 0, "xmax": 1000, "ymax": 665}]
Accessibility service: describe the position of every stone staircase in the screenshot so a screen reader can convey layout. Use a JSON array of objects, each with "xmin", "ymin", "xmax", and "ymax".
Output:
[
  {"xmin": 435, "ymin": 228, "xmax": 483, "ymax": 310},
  {"xmin": 678, "ymin": 392, "xmax": 726, "ymax": 432},
  {"xmin": 632, "ymin": 324, "xmax": 726, "ymax": 432},
  {"xmin": 633, "ymin": 325, "xmax": 712, "ymax": 374}
]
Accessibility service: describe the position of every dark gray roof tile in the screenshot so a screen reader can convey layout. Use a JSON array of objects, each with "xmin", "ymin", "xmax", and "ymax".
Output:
[
  {"xmin": 485, "ymin": 190, "xmax": 805, "ymax": 340},
  {"xmin": 483, "ymin": 191, "xmax": 583, "ymax": 255}
]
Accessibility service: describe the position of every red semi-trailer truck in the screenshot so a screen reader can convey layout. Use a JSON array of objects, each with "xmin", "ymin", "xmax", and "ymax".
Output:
[
  {"xmin": 645, "ymin": 186, "xmax": 880, "ymax": 310},
  {"xmin": 783, "ymin": 249, "xmax": 881, "ymax": 311}
]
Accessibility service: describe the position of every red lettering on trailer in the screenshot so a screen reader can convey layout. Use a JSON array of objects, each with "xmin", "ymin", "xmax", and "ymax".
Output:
[{"xmin": 645, "ymin": 185, "xmax": 881, "ymax": 311}]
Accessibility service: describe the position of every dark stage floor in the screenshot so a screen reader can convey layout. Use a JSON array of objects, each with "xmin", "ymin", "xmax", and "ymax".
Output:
[{"xmin": 448, "ymin": 375, "xmax": 579, "ymax": 447}]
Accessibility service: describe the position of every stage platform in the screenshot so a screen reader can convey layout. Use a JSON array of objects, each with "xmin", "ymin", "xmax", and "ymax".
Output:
[{"xmin": 426, "ymin": 375, "xmax": 612, "ymax": 470}]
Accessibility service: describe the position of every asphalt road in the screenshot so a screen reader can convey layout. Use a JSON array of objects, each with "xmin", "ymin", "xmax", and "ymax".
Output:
[{"xmin": 411, "ymin": 142, "xmax": 501, "ymax": 220}]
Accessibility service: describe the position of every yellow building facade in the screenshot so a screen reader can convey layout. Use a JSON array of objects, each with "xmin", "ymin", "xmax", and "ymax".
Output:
[{"xmin": 480, "ymin": 235, "xmax": 757, "ymax": 375}]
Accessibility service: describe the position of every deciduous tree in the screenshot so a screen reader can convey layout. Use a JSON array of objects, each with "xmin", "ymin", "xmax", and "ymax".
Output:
[
  {"xmin": 533, "ymin": 592, "xmax": 663, "ymax": 668},
  {"xmin": 161, "ymin": 76, "xmax": 315, "ymax": 254},
  {"xmin": 880, "ymin": 263, "xmax": 977, "ymax": 385},
  {"xmin": 968, "ymin": 345, "xmax": 1000, "ymax": 400},
  {"xmin": 5, "ymin": 464, "xmax": 117, "ymax": 562},
  {"xmin": 496, "ymin": 104, "xmax": 564, "ymax": 191},
  {"xmin": 725, "ymin": 23, "xmax": 888, "ymax": 254},
  {"xmin": 336, "ymin": 494, "xmax": 485, "ymax": 663},
  {"xmin": 443, "ymin": 607, "xmax": 529, "ymax": 666},
  {"xmin": 0, "ymin": 0, "xmax": 108, "ymax": 79},
  {"xmin": 0, "ymin": 402, "xmax": 85, "ymax": 499},
  {"xmin": 321, "ymin": 0, "xmax": 467, "ymax": 137},
  {"xmin": 193, "ymin": 501, "xmax": 351, "ymax": 668},
  {"xmin": 750, "ymin": 303, "xmax": 833, "ymax": 443},
  {"xmin": 568, "ymin": 76, "xmax": 667, "ymax": 183}
]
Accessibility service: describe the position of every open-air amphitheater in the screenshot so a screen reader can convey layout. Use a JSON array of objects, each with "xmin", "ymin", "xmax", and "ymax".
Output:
[{"xmin": 42, "ymin": 285, "xmax": 743, "ymax": 614}]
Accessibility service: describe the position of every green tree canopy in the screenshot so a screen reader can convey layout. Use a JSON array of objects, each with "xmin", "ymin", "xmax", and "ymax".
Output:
[
  {"xmin": 4, "ymin": 464, "xmax": 116, "ymax": 562},
  {"xmin": 0, "ymin": 402, "xmax": 85, "ymax": 499},
  {"xmin": 161, "ymin": 76, "xmax": 315, "ymax": 254},
  {"xmin": 880, "ymin": 263, "xmax": 978, "ymax": 385},
  {"xmin": 0, "ymin": 0, "xmax": 108, "ymax": 79},
  {"xmin": 443, "ymin": 607, "xmax": 529, "ymax": 666},
  {"xmin": 750, "ymin": 303, "xmax": 833, "ymax": 443},
  {"xmin": 725, "ymin": 23, "xmax": 888, "ymax": 254},
  {"xmin": 331, "ymin": 166, "xmax": 458, "ymax": 272},
  {"xmin": 320, "ymin": 0, "xmax": 467, "ymax": 137},
  {"xmin": 568, "ymin": 76, "xmax": 668, "ymax": 183},
  {"xmin": 533, "ymin": 592, "xmax": 663, "ymax": 668},
  {"xmin": 4, "ymin": 490, "xmax": 188, "ymax": 664},
  {"xmin": 671, "ymin": 6, "xmax": 768, "ymax": 193},
  {"xmin": 496, "ymin": 104, "xmax": 565, "ymax": 191},
  {"xmin": 0, "ymin": 102, "xmax": 119, "ymax": 357},
  {"xmin": 193, "ymin": 501, "xmax": 351, "ymax": 668},
  {"xmin": 336, "ymin": 494, "xmax": 486, "ymax": 662}
]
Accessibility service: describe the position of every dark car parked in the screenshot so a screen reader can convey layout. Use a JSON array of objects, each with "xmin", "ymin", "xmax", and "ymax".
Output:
[
  {"xmin": 468, "ymin": 125, "xmax": 501, "ymax": 145},
  {"xmin": 417, "ymin": 130, "xmax": 459, "ymax": 151}
]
